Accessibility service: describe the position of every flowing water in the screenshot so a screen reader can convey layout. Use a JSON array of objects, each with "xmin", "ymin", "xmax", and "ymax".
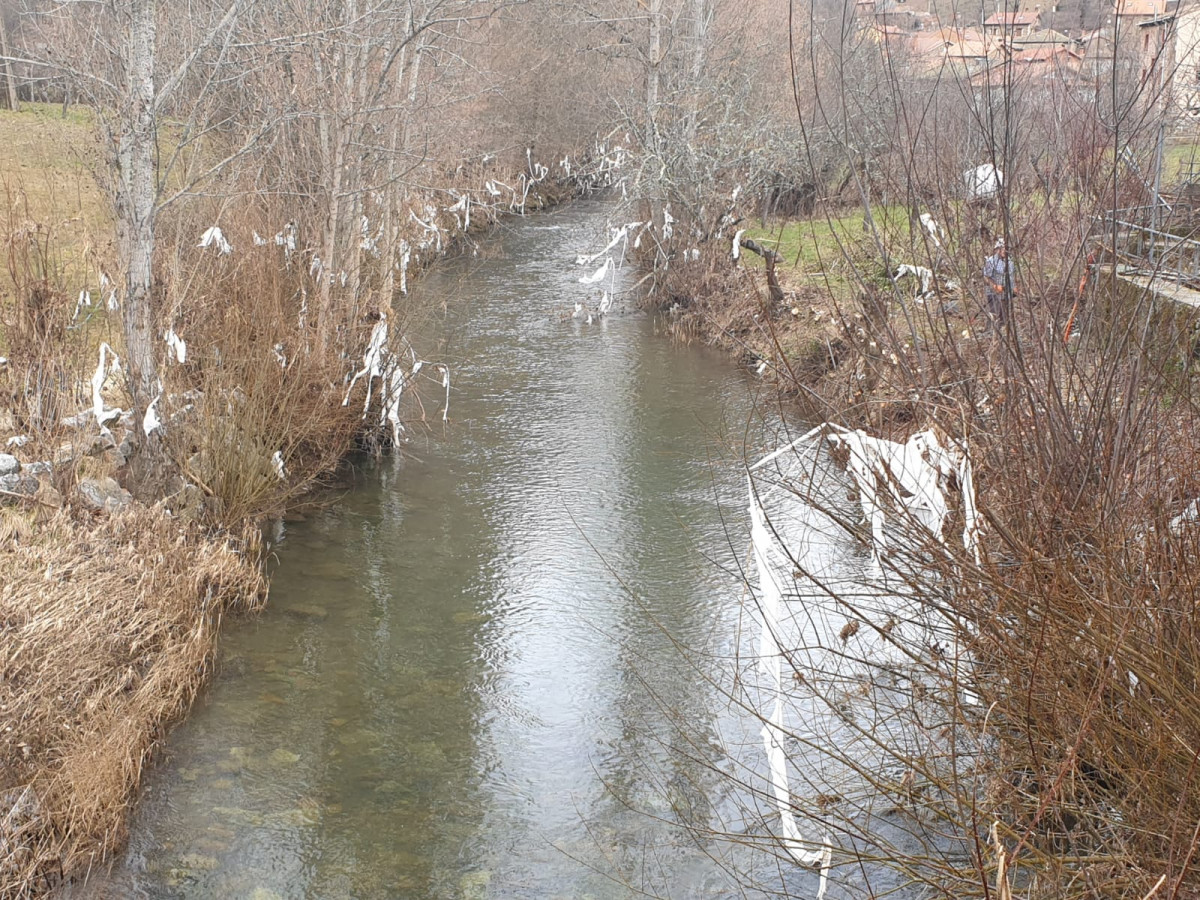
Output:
[{"xmin": 103, "ymin": 201, "xmax": 822, "ymax": 899}]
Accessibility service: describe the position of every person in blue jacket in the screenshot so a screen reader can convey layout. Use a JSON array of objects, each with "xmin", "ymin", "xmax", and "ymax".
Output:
[{"xmin": 982, "ymin": 237, "xmax": 1015, "ymax": 332}]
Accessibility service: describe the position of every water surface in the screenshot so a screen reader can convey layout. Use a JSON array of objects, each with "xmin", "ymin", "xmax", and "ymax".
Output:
[{"xmin": 111, "ymin": 202, "xmax": 814, "ymax": 899}]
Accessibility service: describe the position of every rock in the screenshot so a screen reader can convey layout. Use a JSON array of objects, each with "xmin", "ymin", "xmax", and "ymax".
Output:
[
  {"xmin": 23, "ymin": 461, "xmax": 52, "ymax": 476},
  {"xmin": 37, "ymin": 484, "xmax": 63, "ymax": 509},
  {"xmin": 0, "ymin": 474, "xmax": 38, "ymax": 501},
  {"xmin": 103, "ymin": 448, "xmax": 126, "ymax": 469},
  {"xmin": 0, "ymin": 454, "xmax": 18, "ymax": 476},
  {"xmin": 460, "ymin": 870, "xmax": 491, "ymax": 900},
  {"xmin": 167, "ymin": 482, "xmax": 205, "ymax": 522},
  {"xmin": 84, "ymin": 433, "xmax": 116, "ymax": 457},
  {"xmin": 211, "ymin": 806, "xmax": 263, "ymax": 827},
  {"xmin": 178, "ymin": 853, "xmax": 219, "ymax": 872},
  {"xmin": 268, "ymin": 748, "xmax": 301, "ymax": 766},
  {"xmin": 77, "ymin": 477, "xmax": 133, "ymax": 512},
  {"xmin": 284, "ymin": 604, "xmax": 328, "ymax": 622}
]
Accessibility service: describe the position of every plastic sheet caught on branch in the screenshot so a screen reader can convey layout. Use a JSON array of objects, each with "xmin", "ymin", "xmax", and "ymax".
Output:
[
  {"xmin": 341, "ymin": 316, "xmax": 451, "ymax": 445},
  {"xmin": 198, "ymin": 226, "xmax": 232, "ymax": 255},
  {"xmin": 91, "ymin": 343, "xmax": 123, "ymax": 431},
  {"xmin": 743, "ymin": 424, "xmax": 982, "ymax": 895}
]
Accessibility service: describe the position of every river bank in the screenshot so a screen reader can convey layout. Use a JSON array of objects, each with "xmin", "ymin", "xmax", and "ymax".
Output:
[{"xmin": 630, "ymin": 192, "xmax": 1200, "ymax": 897}]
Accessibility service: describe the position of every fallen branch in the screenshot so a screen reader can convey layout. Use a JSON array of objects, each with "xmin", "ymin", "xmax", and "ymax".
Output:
[{"xmin": 739, "ymin": 237, "xmax": 785, "ymax": 305}]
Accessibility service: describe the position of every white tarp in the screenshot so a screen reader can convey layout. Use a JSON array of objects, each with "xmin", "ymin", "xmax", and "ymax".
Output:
[
  {"xmin": 745, "ymin": 424, "xmax": 981, "ymax": 896},
  {"xmin": 963, "ymin": 164, "xmax": 1003, "ymax": 202}
]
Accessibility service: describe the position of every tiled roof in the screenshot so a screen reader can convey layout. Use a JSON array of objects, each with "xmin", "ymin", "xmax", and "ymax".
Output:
[{"xmin": 984, "ymin": 10, "xmax": 1041, "ymax": 26}]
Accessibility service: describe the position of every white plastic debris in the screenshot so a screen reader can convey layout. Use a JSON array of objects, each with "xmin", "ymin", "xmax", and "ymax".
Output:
[
  {"xmin": 164, "ymin": 327, "xmax": 187, "ymax": 364},
  {"xmin": 662, "ymin": 206, "xmax": 675, "ymax": 240},
  {"xmin": 892, "ymin": 263, "xmax": 936, "ymax": 299},
  {"xmin": 399, "ymin": 241, "xmax": 411, "ymax": 295},
  {"xmin": 445, "ymin": 195, "xmax": 471, "ymax": 232},
  {"xmin": 745, "ymin": 424, "xmax": 982, "ymax": 897},
  {"xmin": 272, "ymin": 450, "xmax": 286, "ymax": 480},
  {"xmin": 198, "ymin": 226, "xmax": 232, "ymax": 255},
  {"xmin": 579, "ymin": 258, "xmax": 613, "ymax": 285},
  {"xmin": 274, "ymin": 223, "xmax": 297, "ymax": 261},
  {"xmin": 342, "ymin": 316, "xmax": 390, "ymax": 412},
  {"xmin": 576, "ymin": 222, "xmax": 639, "ymax": 268},
  {"xmin": 438, "ymin": 365, "xmax": 451, "ymax": 423},
  {"xmin": 410, "ymin": 208, "xmax": 443, "ymax": 252},
  {"xmin": 919, "ymin": 213, "xmax": 944, "ymax": 249},
  {"xmin": 731, "ymin": 228, "xmax": 747, "ymax": 260},
  {"xmin": 91, "ymin": 343, "xmax": 122, "ymax": 429},
  {"xmin": 142, "ymin": 391, "xmax": 162, "ymax": 438},
  {"xmin": 747, "ymin": 485, "xmax": 834, "ymax": 896},
  {"xmin": 253, "ymin": 231, "xmax": 268, "ymax": 246},
  {"xmin": 72, "ymin": 290, "xmax": 92, "ymax": 321},
  {"xmin": 1170, "ymin": 498, "xmax": 1200, "ymax": 535},
  {"xmin": 963, "ymin": 164, "xmax": 1003, "ymax": 202}
]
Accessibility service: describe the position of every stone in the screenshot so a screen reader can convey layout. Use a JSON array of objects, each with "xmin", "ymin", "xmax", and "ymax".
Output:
[
  {"xmin": 76, "ymin": 477, "xmax": 133, "ymax": 512},
  {"xmin": 284, "ymin": 604, "xmax": 328, "ymax": 621},
  {"xmin": 211, "ymin": 806, "xmax": 263, "ymax": 827},
  {"xmin": 176, "ymin": 484, "xmax": 206, "ymax": 521},
  {"xmin": 268, "ymin": 748, "xmax": 301, "ymax": 766},
  {"xmin": 37, "ymin": 484, "xmax": 63, "ymax": 509},
  {"xmin": 178, "ymin": 853, "xmax": 219, "ymax": 872},
  {"xmin": 0, "ymin": 474, "xmax": 38, "ymax": 501},
  {"xmin": 0, "ymin": 454, "xmax": 18, "ymax": 476},
  {"xmin": 23, "ymin": 461, "xmax": 52, "ymax": 476}
]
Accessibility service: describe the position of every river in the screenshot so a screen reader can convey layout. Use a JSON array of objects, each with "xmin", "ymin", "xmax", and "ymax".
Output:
[{"xmin": 95, "ymin": 201, "xmax": 831, "ymax": 899}]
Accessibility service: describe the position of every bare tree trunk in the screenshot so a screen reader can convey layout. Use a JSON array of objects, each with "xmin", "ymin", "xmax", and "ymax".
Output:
[
  {"xmin": 0, "ymin": 11, "xmax": 19, "ymax": 111},
  {"xmin": 646, "ymin": 0, "xmax": 661, "ymax": 151},
  {"xmin": 685, "ymin": 0, "xmax": 708, "ymax": 142},
  {"xmin": 116, "ymin": 0, "xmax": 159, "ymax": 416}
]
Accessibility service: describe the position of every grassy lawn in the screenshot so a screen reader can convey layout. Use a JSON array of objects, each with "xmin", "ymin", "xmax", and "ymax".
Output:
[
  {"xmin": 0, "ymin": 102, "xmax": 106, "ymax": 223},
  {"xmin": 0, "ymin": 103, "xmax": 113, "ymax": 354},
  {"xmin": 742, "ymin": 206, "xmax": 914, "ymax": 302},
  {"xmin": 1163, "ymin": 138, "xmax": 1200, "ymax": 186}
]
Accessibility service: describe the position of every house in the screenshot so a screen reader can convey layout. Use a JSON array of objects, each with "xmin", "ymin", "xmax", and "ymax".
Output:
[
  {"xmin": 1011, "ymin": 27, "xmax": 1077, "ymax": 49},
  {"xmin": 983, "ymin": 9, "xmax": 1043, "ymax": 38}
]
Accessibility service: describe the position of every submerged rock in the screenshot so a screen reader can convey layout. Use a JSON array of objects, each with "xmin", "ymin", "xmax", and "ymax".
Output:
[
  {"xmin": 211, "ymin": 806, "xmax": 264, "ymax": 827},
  {"xmin": 267, "ymin": 748, "xmax": 301, "ymax": 766},
  {"xmin": 178, "ymin": 853, "xmax": 220, "ymax": 872}
]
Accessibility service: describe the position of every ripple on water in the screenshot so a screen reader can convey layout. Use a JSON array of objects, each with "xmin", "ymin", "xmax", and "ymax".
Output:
[{"xmin": 117, "ymin": 201, "xmax": 791, "ymax": 900}]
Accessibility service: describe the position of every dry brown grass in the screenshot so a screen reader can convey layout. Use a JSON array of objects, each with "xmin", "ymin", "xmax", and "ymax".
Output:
[{"xmin": 0, "ymin": 506, "xmax": 265, "ymax": 897}]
